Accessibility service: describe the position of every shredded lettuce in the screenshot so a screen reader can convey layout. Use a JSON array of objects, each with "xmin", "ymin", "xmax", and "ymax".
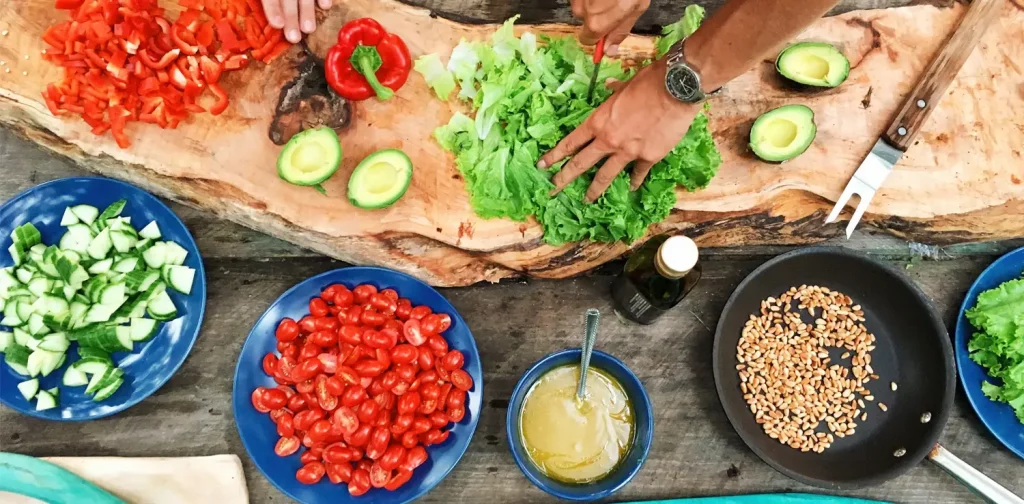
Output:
[
  {"xmin": 966, "ymin": 276, "xmax": 1024, "ymax": 424},
  {"xmin": 655, "ymin": 5, "xmax": 706, "ymax": 57},
  {"xmin": 428, "ymin": 10, "xmax": 721, "ymax": 245},
  {"xmin": 413, "ymin": 54, "xmax": 457, "ymax": 100}
]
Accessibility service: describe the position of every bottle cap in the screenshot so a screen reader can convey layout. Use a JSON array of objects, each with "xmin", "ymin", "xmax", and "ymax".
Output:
[{"xmin": 655, "ymin": 235, "xmax": 699, "ymax": 279}]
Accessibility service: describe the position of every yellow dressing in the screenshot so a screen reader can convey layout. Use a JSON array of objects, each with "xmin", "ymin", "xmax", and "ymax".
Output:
[{"xmin": 519, "ymin": 365, "xmax": 634, "ymax": 484}]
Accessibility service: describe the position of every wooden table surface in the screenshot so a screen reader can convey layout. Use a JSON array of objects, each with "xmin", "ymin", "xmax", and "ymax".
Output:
[{"xmin": 1, "ymin": 0, "xmax": 1023, "ymax": 501}]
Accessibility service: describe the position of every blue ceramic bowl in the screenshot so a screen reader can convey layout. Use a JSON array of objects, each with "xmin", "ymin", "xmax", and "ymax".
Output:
[
  {"xmin": 233, "ymin": 267, "xmax": 483, "ymax": 504},
  {"xmin": 506, "ymin": 349, "xmax": 653, "ymax": 501},
  {"xmin": 0, "ymin": 177, "xmax": 206, "ymax": 421},
  {"xmin": 954, "ymin": 246, "xmax": 1024, "ymax": 460}
]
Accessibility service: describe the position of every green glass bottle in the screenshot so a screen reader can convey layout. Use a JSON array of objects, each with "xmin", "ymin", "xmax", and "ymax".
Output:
[{"xmin": 611, "ymin": 234, "xmax": 702, "ymax": 325}]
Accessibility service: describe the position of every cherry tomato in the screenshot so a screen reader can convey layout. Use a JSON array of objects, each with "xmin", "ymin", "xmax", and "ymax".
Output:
[
  {"xmin": 316, "ymin": 378, "xmax": 338, "ymax": 411},
  {"xmin": 361, "ymin": 309, "xmax": 386, "ymax": 328},
  {"xmin": 341, "ymin": 386, "xmax": 369, "ymax": 408},
  {"xmin": 409, "ymin": 306, "xmax": 432, "ymax": 321},
  {"xmin": 294, "ymin": 409, "xmax": 321, "ymax": 431},
  {"xmin": 430, "ymin": 410, "xmax": 449, "ymax": 428},
  {"xmin": 318, "ymin": 353, "xmax": 338, "ymax": 374},
  {"xmin": 370, "ymin": 294, "xmax": 392, "ymax": 312},
  {"xmin": 263, "ymin": 388, "xmax": 288, "ymax": 410},
  {"xmin": 418, "ymin": 398, "xmax": 438, "ymax": 416},
  {"xmin": 395, "ymin": 362, "xmax": 418, "ymax": 382},
  {"xmin": 309, "ymin": 419, "xmax": 333, "ymax": 442},
  {"xmin": 293, "ymin": 359, "xmax": 322, "ymax": 382},
  {"xmin": 451, "ymin": 369, "xmax": 473, "ymax": 392},
  {"xmin": 363, "ymin": 329, "xmax": 393, "ymax": 350},
  {"xmin": 325, "ymin": 462, "xmax": 352, "ymax": 484},
  {"xmin": 434, "ymin": 430, "xmax": 450, "ymax": 444},
  {"xmin": 422, "ymin": 429, "xmax": 445, "ymax": 446},
  {"xmin": 298, "ymin": 342, "xmax": 320, "ymax": 361},
  {"xmin": 287, "ymin": 394, "xmax": 307, "ymax": 412},
  {"xmin": 447, "ymin": 389, "xmax": 466, "ymax": 410},
  {"xmin": 357, "ymin": 399, "xmax": 380, "ymax": 424},
  {"xmin": 353, "ymin": 284, "xmax": 377, "ymax": 304},
  {"xmin": 380, "ymin": 371, "xmax": 399, "ymax": 391},
  {"xmin": 310, "ymin": 330, "xmax": 337, "ymax": 348},
  {"xmin": 348, "ymin": 424, "xmax": 373, "ymax": 447},
  {"xmin": 332, "ymin": 406, "xmax": 360, "ymax": 436},
  {"xmin": 296, "ymin": 462, "xmax": 326, "ymax": 484},
  {"xmin": 375, "ymin": 348, "xmax": 391, "ymax": 367},
  {"xmin": 348, "ymin": 468, "xmax": 371, "ymax": 496},
  {"xmin": 309, "ymin": 298, "xmax": 329, "ymax": 317},
  {"xmin": 296, "ymin": 380, "xmax": 314, "ymax": 395},
  {"xmin": 403, "ymin": 319, "xmax": 427, "ymax": 346},
  {"xmin": 448, "ymin": 406, "xmax": 466, "ymax": 423},
  {"xmin": 368, "ymin": 461, "xmax": 390, "ymax": 488},
  {"xmin": 337, "ymin": 325, "xmax": 361, "ymax": 346},
  {"xmin": 262, "ymin": 353, "xmax": 279, "ymax": 376},
  {"xmin": 403, "ymin": 445, "xmax": 428, "ymax": 471},
  {"xmin": 401, "ymin": 430, "xmax": 419, "ymax": 449},
  {"xmin": 379, "ymin": 328, "xmax": 400, "ymax": 349},
  {"xmin": 436, "ymin": 313, "xmax": 452, "ymax": 332},
  {"xmin": 272, "ymin": 435, "xmax": 300, "ymax": 457},
  {"xmin": 395, "ymin": 302, "xmax": 412, "ymax": 321},
  {"xmin": 398, "ymin": 391, "xmax": 421, "ymax": 415},
  {"xmin": 441, "ymin": 350, "xmax": 465, "ymax": 371},
  {"xmin": 314, "ymin": 316, "xmax": 339, "ymax": 332},
  {"xmin": 392, "ymin": 381, "xmax": 410, "ymax": 395},
  {"xmin": 435, "ymin": 361, "xmax": 451, "ymax": 383},
  {"xmin": 277, "ymin": 413, "xmax": 296, "ymax": 437},
  {"xmin": 427, "ymin": 334, "xmax": 448, "ymax": 356},
  {"xmin": 334, "ymin": 288, "xmax": 355, "ymax": 307},
  {"xmin": 321, "ymin": 284, "xmax": 341, "ymax": 301},
  {"xmin": 300, "ymin": 450, "xmax": 320, "ymax": 465},
  {"xmin": 251, "ymin": 387, "xmax": 271, "ymax": 413},
  {"xmin": 421, "ymin": 382, "xmax": 441, "ymax": 401},
  {"xmin": 354, "ymin": 359, "xmax": 388, "ymax": 377},
  {"xmin": 299, "ymin": 316, "xmax": 317, "ymax": 334},
  {"xmin": 391, "ymin": 412, "xmax": 414, "ymax": 435},
  {"xmin": 411, "ymin": 416, "xmax": 432, "ymax": 435},
  {"xmin": 437, "ymin": 383, "xmax": 452, "ymax": 409},
  {"xmin": 276, "ymin": 318, "xmax": 300, "ymax": 342},
  {"xmin": 276, "ymin": 341, "xmax": 297, "ymax": 358},
  {"xmin": 365, "ymin": 426, "xmax": 390, "ymax": 460},
  {"xmin": 417, "ymin": 347, "xmax": 435, "ymax": 370},
  {"xmin": 421, "ymin": 314, "xmax": 441, "ymax": 335},
  {"xmin": 380, "ymin": 288, "xmax": 399, "ymax": 302},
  {"xmin": 334, "ymin": 367, "xmax": 358, "ymax": 387}
]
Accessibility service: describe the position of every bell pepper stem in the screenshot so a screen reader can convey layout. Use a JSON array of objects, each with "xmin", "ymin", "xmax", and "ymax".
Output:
[{"xmin": 351, "ymin": 45, "xmax": 393, "ymax": 101}]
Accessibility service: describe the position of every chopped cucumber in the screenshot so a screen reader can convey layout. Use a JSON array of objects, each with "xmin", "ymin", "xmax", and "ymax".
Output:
[
  {"xmin": 139, "ymin": 221, "xmax": 161, "ymax": 239},
  {"xmin": 165, "ymin": 266, "xmax": 196, "ymax": 295},
  {"xmin": 146, "ymin": 290, "xmax": 177, "ymax": 321},
  {"xmin": 114, "ymin": 326, "xmax": 134, "ymax": 352},
  {"xmin": 17, "ymin": 378, "xmax": 40, "ymax": 400},
  {"xmin": 0, "ymin": 331, "xmax": 13, "ymax": 352},
  {"xmin": 60, "ymin": 207, "xmax": 80, "ymax": 226},
  {"xmin": 11, "ymin": 223, "xmax": 42, "ymax": 248},
  {"xmin": 63, "ymin": 365, "xmax": 89, "ymax": 386},
  {"xmin": 84, "ymin": 304, "xmax": 116, "ymax": 323},
  {"xmin": 92, "ymin": 377, "xmax": 123, "ymax": 401},
  {"xmin": 74, "ymin": 358, "xmax": 112, "ymax": 375},
  {"xmin": 126, "ymin": 270, "xmax": 160, "ymax": 293},
  {"xmin": 34, "ymin": 389, "xmax": 57, "ymax": 410},
  {"xmin": 97, "ymin": 199, "xmax": 127, "ymax": 222},
  {"xmin": 142, "ymin": 242, "xmax": 167, "ymax": 269},
  {"xmin": 38, "ymin": 332, "xmax": 69, "ymax": 352},
  {"xmin": 70, "ymin": 205, "xmax": 100, "ymax": 225},
  {"xmin": 129, "ymin": 317, "xmax": 158, "ymax": 342},
  {"xmin": 13, "ymin": 268, "xmax": 33, "ymax": 285},
  {"xmin": 112, "ymin": 257, "xmax": 139, "ymax": 274},
  {"xmin": 60, "ymin": 224, "xmax": 94, "ymax": 254},
  {"xmin": 88, "ymin": 258, "xmax": 114, "ymax": 274},
  {"xmin": 8, "ymin": 243, "xmax": 25, "ymax": 266},
  {"xmin": 164, "ymin": 242, "xmax": 188, "ymax": 266},
  {"xmin": 111, "ymin": 230, "xmax": 137, "ymax": 254},
  {"xmin": 87, "ymin": 228, "xmax": 114, "ymax": 260},
  {"xmin": 99, "ymin": 283, "xmax": 127, "ymax": 308}
]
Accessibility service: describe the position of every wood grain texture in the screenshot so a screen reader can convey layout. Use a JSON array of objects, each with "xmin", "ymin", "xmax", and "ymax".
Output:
[
  {"xmin": 882, "ymin": 0, "xmax": 1005, "ymax": 151},
  {"xmin": 2, "ymin": 1, "xmax": 1023, "ymax": 288},
  {"xmin": 2, "ymin": 257, "xmax": 1022, "ymax": 503}
]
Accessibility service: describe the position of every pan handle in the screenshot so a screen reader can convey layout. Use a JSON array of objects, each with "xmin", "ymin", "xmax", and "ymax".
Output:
[{"xmin": 928, "ymin": 444, "xmax": 1024, "ymax": 504}]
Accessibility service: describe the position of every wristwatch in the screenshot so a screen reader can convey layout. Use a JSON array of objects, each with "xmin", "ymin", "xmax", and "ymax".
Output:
[{"xmin": 664, "ymin": 40, "xmax": 720, "ymax": 104}]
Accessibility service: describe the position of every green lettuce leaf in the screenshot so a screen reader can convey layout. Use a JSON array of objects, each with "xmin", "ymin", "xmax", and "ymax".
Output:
[
  {"xmin": 655, "ymin": 5, "xmax": 706, "ymax": 57},
  {"xmin": 428, "ymin": 9, "xmax": 721, "ymax": 246},
  {"xmin": 967, "ymin": 277, "xmax": 1024, "ymax": 424},
  {"xmin": 413, "ymin": 54, "xmax": 457, "ymax": 100}
]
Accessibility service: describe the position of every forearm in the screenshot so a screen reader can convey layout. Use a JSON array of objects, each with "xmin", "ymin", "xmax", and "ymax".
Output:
[{"xmin": 683, "ymin": 0, "xmax": 840, "ymax": 90}]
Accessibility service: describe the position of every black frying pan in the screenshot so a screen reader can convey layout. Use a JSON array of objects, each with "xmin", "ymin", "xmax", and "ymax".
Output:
[{"xmin": 713, "ymin": 248, "xmax": 1022, "ymax": 502}]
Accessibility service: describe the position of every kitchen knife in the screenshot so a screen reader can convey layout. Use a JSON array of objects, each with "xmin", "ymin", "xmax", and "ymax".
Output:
[
  {"xmin": 825, "ymin": 0, "xmax": 1004, "ymax": 237},
  {"xmin": 586, "ymin": 37, "xmax": 606, "ymax": 104}
]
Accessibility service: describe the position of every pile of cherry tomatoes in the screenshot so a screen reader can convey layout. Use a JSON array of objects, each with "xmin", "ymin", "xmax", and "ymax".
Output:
[{"xmin": 251, "ymin": 283, "xmax": 474, "ymax": 496}]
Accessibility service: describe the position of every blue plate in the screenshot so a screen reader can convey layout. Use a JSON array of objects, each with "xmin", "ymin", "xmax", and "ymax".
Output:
[
  {"xmin": 233, "ymin": 267, "xmax": 482, "ymax": 504},
  {"xmin": 954, "ymin": 246, "xmax": 1024, "ymax": 459},
  {"xmin": 0, "ymin": 177, "xmax": 206, "ymax": 421}
]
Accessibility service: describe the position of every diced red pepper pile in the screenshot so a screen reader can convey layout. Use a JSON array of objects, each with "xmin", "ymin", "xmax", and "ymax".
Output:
[{"xmin": 40, "ymin": 0, "xmax": 291, "ymax": 148}]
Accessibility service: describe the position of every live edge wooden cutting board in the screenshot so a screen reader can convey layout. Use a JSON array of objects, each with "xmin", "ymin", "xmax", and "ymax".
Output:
[{"xmin": 1, "ymin": 0, "xmax": 1022, "ymax": 286}]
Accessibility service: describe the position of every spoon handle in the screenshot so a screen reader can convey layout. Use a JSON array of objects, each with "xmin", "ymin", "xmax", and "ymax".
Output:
[{"xmin": 577, "ymin": 308, "xmax": 601, "ymax": 400}]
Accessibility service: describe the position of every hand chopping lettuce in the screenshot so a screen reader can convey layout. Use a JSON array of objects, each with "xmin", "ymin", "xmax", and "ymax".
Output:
[
  {"xmin": 414, "ymin": 9, "xmax": 720, "ymax": 246},
  {"xmin": 966, "ymin": 275, "xmax": 1024, "ymax": 424}
]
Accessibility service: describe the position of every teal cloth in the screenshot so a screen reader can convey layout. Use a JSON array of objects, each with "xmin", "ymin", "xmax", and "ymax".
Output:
[
  {"xmin": 620, "ymin": 494, "xmax": 889, "ymax": 504},
  {"xmin": 0, "ymin": 452, "xmax": 125, "ymax": 504}
]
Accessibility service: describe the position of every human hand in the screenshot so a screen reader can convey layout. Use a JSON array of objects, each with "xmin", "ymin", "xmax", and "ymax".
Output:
[
  {"xmin": 569, "ymin": 0, "xmax": 650, "ymax": 56},
  {"xmin": 537, "ymin": 60, "xmax": 701, "ymax": 203},
  {"xmin": 263, "ymin": 0, "xmax": 333, "ymax": 44}
]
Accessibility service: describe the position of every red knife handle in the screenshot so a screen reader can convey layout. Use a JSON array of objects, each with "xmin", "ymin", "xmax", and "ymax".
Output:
[{"xmin": 592, "ymin": 37, "xmax": 605, "ymax": 64}]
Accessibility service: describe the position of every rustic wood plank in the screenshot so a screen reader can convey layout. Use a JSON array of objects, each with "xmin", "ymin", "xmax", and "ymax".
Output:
[
  {"xmin": 1, "ymin": 257, "xmax": 1021, "ymax": 503},
  {"xmin": 5, "ymin": 129, "xmax": 1021, "ymax": 263}
]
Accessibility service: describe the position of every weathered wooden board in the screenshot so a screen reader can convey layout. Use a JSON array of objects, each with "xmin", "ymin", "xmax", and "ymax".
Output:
[{"xmin": 1, "ymin": 0, "xmax": 1022, "ymax": 286}]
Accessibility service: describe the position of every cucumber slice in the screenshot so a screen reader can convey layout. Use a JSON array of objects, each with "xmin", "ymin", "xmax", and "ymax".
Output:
[
  {"xmin": 43, "ymin": 295, "xmax": 70, "ymax": 318},
  {"xmin": 34, "ymin": 389, "xmax": 57, "ymax": 410},
  {"xmin": 17, "ymin": 378, "xmax": 39, "ymax": 400},
  {"xmin": 78, "ymin": 346, "xmax": 112, "ymax": 361},
  {"xmin": 97, "ymin": 199, "xmax": 127, "ymax": 222},
  {"xmin": 99, "ymin": 283, "xmax": 127, "ymax": 308},
  {"xmin": 142, "ymin": 242, "xmax": 167, "ymax": 269},
  {"xmin": 114, "ymin": 326, "xmax": 134, "ymax": 352},
  {"xmin": 164, "ymin": 242, "xmax": 188, "ymax": 266},
  {"xmin": 63, "ymin": 365, "xmax": 89, "ymax": 386},
  {"xmin": 84, "ymin": 304, "xmax": 116, "ymax": 323},
  {"xmin": 74, "ymin": 357, "xmax": 113, "ymax": 375},
  {"xmin": 60, "ymin": 224, "xmax": 94, "ymax": 254},
  {"xmin": 63, "ymin": 250, "xmax": 82, "ymax": 264},
  {"xmin": 112, "ymin": 257, "xmax": 139, "ymax": 274},
  {"xmin": 38, "ymin": 332, "xmax": 69, "ymax": 352},
  {"xmin": 27, "ymin": 313, "xmax": 49, "ymax": 336},
  {"xmin": 84, "ymin": 367, "xmax": 111, "ymax": 394},
  {"xmin": 77, "ymin": 325, "xmax": 122, "ymax": 353},
  {"xmin": 12, "ymin": 328, "xmax": 32, "ymax": 347},
  {"xmin": 166, "ymin": 266, "xmax": 196, "ymax": 295},
  {"xmin": 26, "ymin": 349, "xmax": 51, "ymax": 377},
  {"xmin": 60, "ymin": 207, "xmax": 80, "ymax": 226},
  {"xmin": 139, "ymin": 221, "xmax": 161, "ymax": 240},
  {"xmin": 88, "ymin": 258, "xmax": 113, "ymax": 274},
  {"xmin": 7, "ymin": 362, "xmax": 29, "ymax": 376},
  {"xmin": 62, "ymin": 285, "xmax": 77, "ymax": 302},
  {"xmin": 111, "ymin": 231, "xmax": 137, "ymax": 254},
  {"xmin": 126, "ymin": 270, "xmax": 160, "ymax": 293},
  {"xmin": 27, "ymin": 278, "xmax": 51, "ymax": 298},
  {"xmin": 17, "ymin": 299, "xmax": 33, "ymax": 322},
  {"xmin": 129, "ymin": 317, "xmax": 158, "ymax": 342},
  {"xmin": 13, "ymin": 268, "xmax": 33, "ymax": 285},
  {"xmin": 46, "ymin": 386, "xmax": 59, "ymax": 397},
  {"xmin": 70, "ymin": 205, "xmax": 99, "ymax": 225},
  {"xmin": 0, "ymin": 331, "xmax": 13, "ymax": 352},
  {"xmin": 8, "ymin": 243, "xmax": 26, "ymax": 266},
  {"xmin": 36, "ymin": 349, "xmax": 64, "ymax": 377},
  {"xmin": 42, "ymin": 313, "xmax": 68, "ymax": 331},
  {"xmin": 146, "ymin": 290, "xmax": 177, "ymax": 321},
  {"xmin": 12, "ymin": 223, "xmax": 42, "ymax": 248},
  {"xmin": 92, "ymin": 376, "xmax": 123, "ymax": 401},
  {"xmin": 135, "ymin": 238, "xmax": 153, "ymax": 252},
  {"xmin": 68, "ymin": 266, "xmax": 89, "ymax": 290},
  {"xmin": 87, "ymin": 228, "xmax": 114, "ymax": 260}
]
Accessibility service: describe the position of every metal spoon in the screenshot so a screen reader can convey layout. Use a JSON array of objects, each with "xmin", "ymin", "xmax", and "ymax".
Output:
[{"xmin": 576, "ymin": 308, "xmax": 601, "ymax": 400}]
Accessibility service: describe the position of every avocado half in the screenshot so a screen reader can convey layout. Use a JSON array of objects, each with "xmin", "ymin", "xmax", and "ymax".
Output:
[
  {"xmin": 776, "ymin": 42, "xmax": 850, "ymax": 88},
  {"xmin": 749, "ymin": 104, "xmax": 817, "ymax": 162},
  {"xmin": 277, "ymin": 127, "xmax": 343, "ymax": 187},
  {"xmin": 348, "ymin": 149, "xmax": 414, "ymax": 209}
]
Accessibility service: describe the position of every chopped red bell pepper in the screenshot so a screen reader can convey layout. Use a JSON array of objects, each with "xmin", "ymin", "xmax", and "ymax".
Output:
[
  {"xmin": 208, "ymin": 82, "xmax": 229, "ymax": 115},
  {"xmin": 325, "ymin": 18, "xmax": 411, "ymax": 102},
  {"xmin": 55, "ymin": 0, "xmax": 85, "ymax": 10}
]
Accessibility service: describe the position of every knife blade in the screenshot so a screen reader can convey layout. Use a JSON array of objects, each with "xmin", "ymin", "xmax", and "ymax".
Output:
[
  {"xmin": 825, "ymin": 0, "xmax": 1002, "ymax": 237},
  {"xmin": 586, "ymin": 37, "xmax": 606, "ymax": 104}
]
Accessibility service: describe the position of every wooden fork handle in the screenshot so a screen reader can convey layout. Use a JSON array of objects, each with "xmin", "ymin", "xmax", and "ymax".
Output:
[{"xmin": 882, "ymin": 0, "xmax": 1004, "ymax": 151}]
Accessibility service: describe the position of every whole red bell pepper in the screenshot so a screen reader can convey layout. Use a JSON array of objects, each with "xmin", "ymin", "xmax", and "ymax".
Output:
[{"xmin": 325, "ymin": 18, "xmax": 411, "ymax": 101}]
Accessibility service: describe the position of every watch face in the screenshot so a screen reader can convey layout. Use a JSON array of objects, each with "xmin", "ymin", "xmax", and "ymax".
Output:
[{"xmin": 666, "ymin": 64, "xmax": 701, "ymax": 103}]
